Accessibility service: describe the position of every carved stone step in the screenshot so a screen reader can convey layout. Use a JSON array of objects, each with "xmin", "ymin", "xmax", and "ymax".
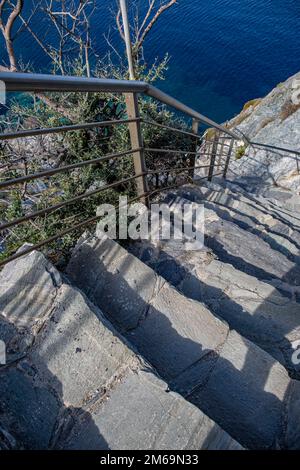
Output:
[
  {"xmin": 176, "ymin": 184, "xmax": 300, "ymax": 262},
  {"xmin": 67, "ymin": 233, "xmax": 300, "ymax": 449},
  {"xmin": 0, "ymin": 250, "xmax": 240, "ymax": 450}
]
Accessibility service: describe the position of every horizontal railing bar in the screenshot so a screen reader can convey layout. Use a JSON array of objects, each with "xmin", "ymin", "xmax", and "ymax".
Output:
[
  {"xmin": 142, "ymin": 119, "xmax": 201, "ymax": 140},
  {"xmin": 0, "ymin": 166, "xmax": 234, "ymax": 268},
  {"xmin": 195, "ymin": 151, "xmax": 228, "ymax": 158},
  {"xmin": 0, "ymin": 148, "xmax": 141, "ymax": 189},
  {"xmin": 205, "ymin": 135, "xmax": 236, "ymax": 141},
  {"xmin": 0, "ymin": 172, "xmax": 145, "ymax": 231},
  {"xmin": 0, "ymin": 218, "xmax": 97, "ymax": 267},
  {"xmin": 251, "ymin": 141, "xmax": 300, "ymax": 156},
  {"xmin": 146, "ymin": 164, "xmax": 224, "ymax": 175},
  {"xmin": 145, "ymin": 172, "xmax": 217, "ymax": 199},
  {"xmin": 0, "ymin": 71, "xmax": 149, "ymax": 94},
  {"xmin": 209, "ymin": 172, "xmax": 224, "ymax": 179},
  {"xmin": 0, "ymin": 72, "xmax": 241, "ymax": 141},
  {"xmin": 0, "ymin": 118, "xmax": 139, "ymax": 141},
  {"xmin": 0, "ymin": 192, "xmax": 148, "ymax": 268},
  {"xmin": 1, "ymin": 160, "xmax": 223, "ymax": 231},
  {"xmin": 203, "ymin": 141, "xmax": 233, "ymax": 149},
  {"xmin": 145, "ymin": 182, "xmax": 191, "ymax": 199},
  {"xmin": 145, "ymin": 147, "xmax": 200, "ymax": 156}
]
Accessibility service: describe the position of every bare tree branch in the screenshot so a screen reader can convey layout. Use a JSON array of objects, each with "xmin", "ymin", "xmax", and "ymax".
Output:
[
  {"xmin": 0, "ymin": 0, "xmax": 24, "ymax": 71},
  {"xmin": 115, "ymin": 0, "xmax": 177, "ymax": 65},
  {"xmin": 137, "ymin": 0, "xmax": 155, "ymax": 39},
  {"xmin": 116, "ymin": 8, "xmax": 125, "ymax": 41},
  {"xmin": 135, "ymin": 0, "xmax": 177, "ymax": 52}
]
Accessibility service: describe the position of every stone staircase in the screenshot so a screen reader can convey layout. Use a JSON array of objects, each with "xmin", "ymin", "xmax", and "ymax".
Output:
[
  {"xmin": 0, "ymin": 247, "xmax": 241, "ymax": 450},
  {"xmin": 66, "ymin": 178, "xmax": 300, "ymax": 450},
  {"xmin": 1, "ymin": 177, "xmax": 300, "ymax": 450}
]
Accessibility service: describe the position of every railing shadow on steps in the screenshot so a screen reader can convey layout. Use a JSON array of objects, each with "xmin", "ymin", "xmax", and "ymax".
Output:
[
  {"xmin": 0, "ymin": 259, "xmax": 108, "ymax": 449},
  {"xmin": 0, "ymin": 70, "xmax": 299, "ymax": 268},
  {"xmin": 1, "ymin": 72, "xmax": 300, "ymax": 449},
  {"xmin": 0, "ymin": 243, "xmax": 242, "ymax": 449},
  {"xmin": 141, "ymin": 240, "xmax": 300, "ymax": 372},
  {"xmin": 65, "ymin": 234, "xmax": 300, "ymax": 449}
]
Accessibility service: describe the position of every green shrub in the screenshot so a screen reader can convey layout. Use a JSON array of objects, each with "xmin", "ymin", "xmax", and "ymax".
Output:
[
  {"xmin": 235, "ymin": 145, "xmax": 247, "ymax": 160},
  {"xmin": 0, "ymin": 59, "xmax": 195, "ymax": 267}
]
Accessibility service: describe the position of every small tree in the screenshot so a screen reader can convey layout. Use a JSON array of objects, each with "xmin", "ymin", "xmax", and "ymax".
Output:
[
  {"xmin": 26, "ymin": 0, "xmax": 96, "ymax": 76},
  {"xmin": 0, "ymin": 0, "xmax": 196, "ymax": 266},
  {"xmin": 116, "ymin": 0, "xmax": 177, "ymax": 68}
]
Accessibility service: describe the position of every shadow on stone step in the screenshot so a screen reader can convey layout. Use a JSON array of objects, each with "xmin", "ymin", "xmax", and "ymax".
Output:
[
  {"xmin": 149, "ymin": 247, "xmax": 300, "ymax": 378},
  {"xmin": 214, "ymin": 177, "xmax": 300, "ymax": 226},
  {"xmin": 0, "ymin": 252, "xmax": 243, "ymax": 451},
  {"xmin": 0, "ymin": 356, "xmax": 107, "ymax": 450},
  {"xmin": 204, "ymin": 233, "xmax": 300, "ymax": 292},
  {"xmin": 67, "ymin": 239, "xmax": 300, "ymax": 449},
  {"xmin": 0, "ymin": 261, "xmax": 110, "ymax": 450},
  {"xmin": 164, "ymin": 189, "xmax": 300, "ymax": 292},
  {"xmin": 178, "ymin": 186, "xmax": 300, "ymax": 257},
  {"xmin": 204, "ymin": 200, "xmax": 300, "ymax": 260}
]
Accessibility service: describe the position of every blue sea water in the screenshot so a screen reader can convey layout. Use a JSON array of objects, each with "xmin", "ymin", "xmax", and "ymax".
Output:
[{"xmin": 1, "ymin": 0, "xmax": 300, "ymax": 123}]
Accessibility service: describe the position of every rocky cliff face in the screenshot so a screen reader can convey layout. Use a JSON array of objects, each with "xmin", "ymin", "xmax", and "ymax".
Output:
[{"xmin": 226, "ymin": 71, "xmax": 300, "ymax": 192}]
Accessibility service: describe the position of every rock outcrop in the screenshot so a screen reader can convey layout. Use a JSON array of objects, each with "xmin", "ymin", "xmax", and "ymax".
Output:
[
  {"xmin": 196, "ymin": 71, "xmax": 300, "ymax": 194},
  {"xmin": 226, "ymin": 71, "xmax": 300, "ymax": 192}
]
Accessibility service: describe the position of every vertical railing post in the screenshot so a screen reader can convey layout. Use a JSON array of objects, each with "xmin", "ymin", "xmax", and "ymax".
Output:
[
  {"xmin": 125, "ymin": 92, "xmax": 149, "ymax": 206},
  {"xmin": 120, "ymin": 0, "xmax": 135, "ymax": 80},
  {"xmin": 189, "ymin": 118, "xmax": 199, "ymax": 179},
  {"xmin": 208, "ymin": 131, "xmax": 220, "ymax": 181},
  {"xmin": 217, "ymin": 133, "xmax": 225, "ymax": 168},
  {"xmin": 223, "ymin": 138, "xmax": 234, "ymax": 179}
]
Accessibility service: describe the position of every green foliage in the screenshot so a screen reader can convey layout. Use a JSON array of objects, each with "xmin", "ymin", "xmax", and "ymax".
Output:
[
  {"xmin": 235, "ymin": 145, "xmax": 247, "ymax": 160},
  {"xmin": 242, "ymin": 98, "xmax": 261, "ymax": 111},
  {"xmin": 0, "ymin": 57, "xmax": 196, "ymax": 267}
]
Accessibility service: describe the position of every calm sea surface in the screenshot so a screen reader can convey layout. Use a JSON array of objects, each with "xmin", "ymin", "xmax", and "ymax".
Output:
[{"xmin": 1, "ymin": 0, "xmax": 300, "ymax": 122}]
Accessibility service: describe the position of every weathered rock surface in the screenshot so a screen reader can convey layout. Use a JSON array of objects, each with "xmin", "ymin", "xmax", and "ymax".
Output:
[
  {"xmin": 163, "ymin": 190, "xmax": 300, "ymax": 289},
  {"xmin": 0, "ymin": 249, "xmax": 240, "ymax": 450},
  {"xmin": 174, "ymin": 184, "xmax": 300, "ymax": 261},
  {"xmin": 67, "ymin": 232, "xmax": 300, "ymax": 449},
  {"xmin": 211, "ymin": 176, "xmax": 300, "ymax": 220},
  {"xmin": 195, "ymin": 71, "xmax": 300, "ymax": 193},
  {"xmin": 227, "ymin": 71, "xmax": 300, "ymax": 192},
  {"xmin": 67, "ymin": 234, "xmax": 229, "ymax": 381},
  {"xmin": 0, "ymin": 248, "xmax": 62, "ymax": 363},
  {"xmin": 127, "ymin": 185, "xmax": 300, "ymax": 376},
  {"xmin": 63, "ymin": 369, "xmax": 241, "ymax": 450}
]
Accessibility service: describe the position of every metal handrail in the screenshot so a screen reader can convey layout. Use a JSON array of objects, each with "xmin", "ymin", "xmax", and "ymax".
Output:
[
  {"xmin": 0, "ymin": 172, "xmax": 146, "ymax": 231},
  {"xmin": 251, "ymin": 141, "xmax": 300, "ymax": 157},
  {"xmin": 145, "ymin": 147, "xmax": 201, "ymax": 156},
  {"xmin": 0, "ymin": 148, "xmax": 141, "ymax": 189},
  {"xmin": 1, "ymin": 70, "xmax": 300, "ymax": 269},
  {"xmin": 146, "ymin": 84, "xmax": 239, "ymax": 139},
  {"xmin": 0, "ymin": 167, "xmax": 224, "ymax": 269},
  {"xmin": 1, "ymin": 71, "xmax": 298, "ymax": 155},
  {"xmin": 0, "ymin": 191, "xmax": 147, "ymax": 268},
  {"xmin": 141, "ymin": 119, "xmax": 201, "ymax": 140},
  {"xmin": 0, "ymin": 162, "xmax": 224, "ymax": 232},
  {"xmin": 0, "ymin": 71, "xmax": 149, "ymax": 94},
  {"xmin": 0, "ymin": 118, "xmax": 140, "ymax": 140},
  {"xmin": 0, "ymin": 71, "xmax": 239, "ymax": 140}
]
